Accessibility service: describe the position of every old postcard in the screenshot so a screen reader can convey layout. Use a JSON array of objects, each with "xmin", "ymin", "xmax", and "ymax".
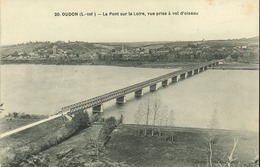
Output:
[{"xmin": 0, "ymin": 0, "xmax": 259, "ymax": 166}]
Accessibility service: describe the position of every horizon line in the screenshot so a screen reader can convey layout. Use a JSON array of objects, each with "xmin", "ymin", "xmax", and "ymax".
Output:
[{"xmin": 1, "ymin": 36, "xmax": 259, "ymax": 47}]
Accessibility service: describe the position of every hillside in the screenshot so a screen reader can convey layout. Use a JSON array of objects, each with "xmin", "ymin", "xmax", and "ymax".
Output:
[
  {"xmin": 1, "ymin": 37, "xmax": 258, "ymax": 55},
  {"xmin": 0, "ymin": 41, "xmax": 109, "ymax": 56},
  {"xmin": 0, "ymin": 37, "xmax": 258, "ymax": 65}
]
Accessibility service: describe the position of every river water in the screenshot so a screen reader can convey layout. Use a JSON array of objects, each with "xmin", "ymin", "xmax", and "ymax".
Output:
[{"xmin": 0, "ymin": 65, "xmax": 258, "ymax": 131}]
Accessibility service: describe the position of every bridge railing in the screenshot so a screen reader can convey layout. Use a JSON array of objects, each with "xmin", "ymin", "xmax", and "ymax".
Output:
[{"xmin": 61, "ymin": 60, "xmax": 220, "ymax": 112}]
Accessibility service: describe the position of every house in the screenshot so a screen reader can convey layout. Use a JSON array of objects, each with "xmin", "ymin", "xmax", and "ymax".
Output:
[
  {"xmin": 144, "ymin": 48, "xmax": 150, "ymax": 54},
  {"xmin": 49, "ymin": 54, "xmax": 57, "ymax": 58},
  {"xmin": 135, "ymin": 48, "xmax": 141, "ymax": 52},
  {"xmin": 173, "ymin": 46, "xmax": 182, "ymax": 51},
  {"xmin": 241, "ymin": 46, "xmax": 247, "ymax": 49}
]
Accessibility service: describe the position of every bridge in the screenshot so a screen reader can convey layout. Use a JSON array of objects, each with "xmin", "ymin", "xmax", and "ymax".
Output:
[
  {"xmin": 61, "ymin": 60, "xmax": 221, "ymax": 115},
  {"xmin": 0, "ymin": 60, "xmax": 221, "ymax": 139}
]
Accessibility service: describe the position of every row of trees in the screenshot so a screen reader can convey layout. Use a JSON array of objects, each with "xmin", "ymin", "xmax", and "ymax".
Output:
[
  {"xmin": 6, "ymin": 112, "xmax": 48, "ymax": 119},
  {"xmin": 134, "ymin": 94, "xmax": 176, "ymax": 141},
  {"xmin": 133, "ymin": 96, "xmax": 258, "ymax": 166},
  {"xmin": 133, "ymin": 93, "xmax": 222, "ymax": 142}
]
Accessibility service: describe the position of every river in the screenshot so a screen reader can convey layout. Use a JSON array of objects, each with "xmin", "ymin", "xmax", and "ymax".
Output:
[{"xmin": 0, "ymin": 65, "xmax": 258, "ymax": 132}]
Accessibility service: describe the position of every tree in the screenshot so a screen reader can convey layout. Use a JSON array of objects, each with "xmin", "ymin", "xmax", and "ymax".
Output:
[
  {"xmin": 0, "ymin": 103, "xmax": 4, "ymax": 113},
  {"xmin": 136, "ymin": 96, "xmax": 152, "ymax": 136},
  {"xmin": 158, "ymin": 105, "xmax": 168, "ymax": 137},
  {"xmin": 69, "ymin": 111, "xmax": 91, "ymax": 130},
  {"xmin": 204, "ymin": 138, "xmax": 213, "ymax": 167},
  {"xmin": 168, "ymin": 109, "xmax": 176, "ymax": 143},
  {"xmin": 143, "ymin": 97, "xmax": 151, "ymax": 136},
  {"xmin": 151, "ymin": 94, "xmax": 163, "ymax": 136},
  {"xmin": 209, "ymin": 109, "xmax": 219, "ymax": 142},
  {"xmin": 168, "ymin": 109, "xmax": 175, "ymax": 126},
  {"xmin": 134, "ymin": 108, "xmax": 144, "ymax": 135},
  {"xmin": 118, "ymin": 110, "xmax": 124, "ymax": 124},
  {"xmin": 136, "ymin": 94, "xmax": 169, "ymax": 137},
  {"xmin": 104, "ymin": 117, "xmax": 117, "ymax": 133},
  {"xmin": 210, "ymin": 109, "xmax": 218, "ymax": 129},
  {"xmin": 13, "ymin": 112, "xmax": 18, "ymax": 118},
  {"xmin": 227, "ymin": 138, "xmax": 239, "ymax": 167},
  {"xmin": 164, "ymin": 108, "xmax": 170, "ymax": 126}
]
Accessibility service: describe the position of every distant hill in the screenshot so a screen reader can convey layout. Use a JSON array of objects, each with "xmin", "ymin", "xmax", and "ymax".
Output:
[
  {"xmin": 236, "ymin": 36, "xmax": 259, "ymax": 45},
  {"xmin": 1, "ymin": 37, "xmax": 258, "ymax": 56},
  {"xmin": 99, "ymin": 37, "xmax": 259, "ymax": 49},
  {"xmin": 0, "ymin": 41, "xmax": 109, "ymax": 56}
]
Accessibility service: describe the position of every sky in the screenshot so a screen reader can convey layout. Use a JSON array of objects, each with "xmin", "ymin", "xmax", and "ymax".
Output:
[{"xmin": 0, "ymin": 0, "xmax": 259, "ymax": 45}]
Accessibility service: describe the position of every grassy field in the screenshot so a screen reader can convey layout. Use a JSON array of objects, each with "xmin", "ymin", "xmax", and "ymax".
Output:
[
  {"xmin": 0, "ymin": 117, "xmax": 66, "ymax": 166},
  {"xmin": 0, "ymin": 111, "xmax": 90, "ymax": 166},
  {"xmin": 104, "ymin": 125, "xmax": 259, "ymax": 167},
  {"xmin": 0, "ymin": 117, "xmax": 64, "ymax": 149},
  {"xmin": 0, "ymin": 117, "xmax": 258, "ymax": 166},
  {"xmin": 0, "ymin": 117, "xmax": 44, "ymax": 133},
  {"xmin": 7, "ymin": 117, "xmax": 130, "ymax": 167}
]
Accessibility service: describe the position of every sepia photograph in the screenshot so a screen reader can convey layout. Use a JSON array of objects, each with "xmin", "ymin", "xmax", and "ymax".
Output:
[{"xmin": 0, "ymin": 0, "xmax": 259, "ymax": 166}]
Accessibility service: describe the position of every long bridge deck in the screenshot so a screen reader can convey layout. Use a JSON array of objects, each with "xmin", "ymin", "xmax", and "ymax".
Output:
[
  {"xmin": 0, "ymin": 60, "xmax": 221, "ymax": 139},
  {"xmin": 62, "ymin": 60, "xmax": 221, "ymax": 113}
]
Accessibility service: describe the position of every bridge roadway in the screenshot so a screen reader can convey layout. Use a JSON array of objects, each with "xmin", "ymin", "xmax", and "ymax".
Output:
[
  {"xmin": 62, "ymin": 60, "xmax": 221, "ymax": 113},
  {"xmin": 0, "ymin": 60, "xmax": 221, "ymax": 139}
]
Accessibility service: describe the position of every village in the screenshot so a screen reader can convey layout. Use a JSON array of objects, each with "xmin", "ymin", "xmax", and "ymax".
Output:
[{"xmin": 1, "ymin": 38, "xmax": 259, "ymax": 64}]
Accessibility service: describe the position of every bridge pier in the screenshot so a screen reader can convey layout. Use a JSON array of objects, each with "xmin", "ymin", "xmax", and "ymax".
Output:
[
  {"xmin": 180, "ymin": 72, "xmax": 188, "ymax": 79},
  {"xmin": 172, "ymin": 75, "xmax": 180, "ymax": 83},
  {"xmin": 199, "ymin": 67, "xmax": 204, "ymax": 72},
  {"xmin": 93, "ymin": 104, "xmax": 103, "ymax": 113},
  {"xmin": 194, "ymin": 68, "xmax": 199, "ymax": 74},
  {"xmin": 116, "ymin": 96, "xmax": 126, "ymax": 104},
  {"xmin": 162, "ymin": 79, "xmax": 169, "ymax": 87},
  {"xmin": 60, "ymin": 61, "xmax": 221, "ymax": 116},
  {"xmin": 150, "ymin": 84, "xmax": 158, "ymax": 91},
  {"xmin": 135, "ymin": 89, "xmax": 144, "ymax": 97},
  {"xmin": 188, "ymin": 70, "xmax": 194, "ymax": 77}
]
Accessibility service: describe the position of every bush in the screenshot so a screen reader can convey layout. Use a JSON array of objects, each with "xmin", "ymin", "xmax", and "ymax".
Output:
[
  {"xmin": 91, "ymin": 113, "xmax": 101, "ymax": 123},
  {"xmin": 105, "ymin": 117, "xmax": 116, "ymax": 130},
  {"xmin": 98, "ymin": 117, "xmax": 118, "ymax": 146},
  {"xmin": 2, "ymin": 111, "xmax": 91, "ymax": 166}
]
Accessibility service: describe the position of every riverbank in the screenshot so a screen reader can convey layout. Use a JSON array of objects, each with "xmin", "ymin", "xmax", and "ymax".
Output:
[
  {"xmin": 28, "ymin": 122, "xmax": 130, "ymax": 167},
  {"xmin": 212, "ymin": 62, "xmax": 259, "ymax": 70},
  {"xmin": 90, "ymin": 61, "xmax": 259, "ymax": 70},
  {"xmin": 1, "ymin": 115, "xmax": 258, "ymax": 167},
  {"xmin": 104, "ymin": 124, "xmax": 259, "ymax": 167},
  {"xmin": 37, "ymin": 123, "xmax": 103, "ymax": 167},
  {"xmin": 0, "ymin": 60, "xmax": 202, "ymax": 69},
  {"xmin": 0, "ymin": 115, "xmax": 130, "ymax": 167},
  {"xmin": 0, "ymin": 117, "xmax": 45, "ymax": 134},
  {"xmin": 2, "ymin": 60, "xmax": 258, "ymax": 70},
  {"xmin": 0, "ymin": 111, "xmax": 91, "ymax": 166}
]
